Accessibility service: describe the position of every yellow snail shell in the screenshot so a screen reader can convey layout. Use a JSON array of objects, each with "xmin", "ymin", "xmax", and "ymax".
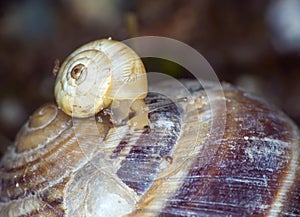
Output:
[
  {"xmin": 0, "ymin": 80, "xmax": 299, "ymax": 216},
  {"xmin": 54, "ymin": 38, "xmax": 148, "ymax": 118}
]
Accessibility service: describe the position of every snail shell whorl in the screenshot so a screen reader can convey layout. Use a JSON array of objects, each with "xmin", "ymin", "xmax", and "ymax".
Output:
[
  {"xmin": 54, "ymin": 39, "xmax": 147, "ymax": 118},
  {"xmin": 1, "ymin": 81, "xmax": 299, "ymax": 216},
  {"xmin": 15, "ymin": 103, "xmax": 70, "ymax": 152},
  {"xmin": 0, "ymin": 103, "xmax": 109, "ymax": 216}
]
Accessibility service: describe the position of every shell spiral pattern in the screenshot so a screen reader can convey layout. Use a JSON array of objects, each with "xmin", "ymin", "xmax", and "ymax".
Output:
[
  {"xmin": 54, "ymin": 39, "xmax": 148, "ymax": 118},
  {"xmin": 0, "ymin": 80, "xmax": 299, "ymax": 216}
]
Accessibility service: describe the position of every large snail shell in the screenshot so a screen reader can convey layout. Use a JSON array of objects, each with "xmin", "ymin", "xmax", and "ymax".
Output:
[
  {"xmin": 1, "ymin": 80, "xmax": 299, "ymax": 216},
  {"xmin": 54, "ymin": 39, "xmax": 148, "ymax": 118}
]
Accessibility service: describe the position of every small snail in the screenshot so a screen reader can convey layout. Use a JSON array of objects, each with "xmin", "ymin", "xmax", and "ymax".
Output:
[
  {"xmin": 54, "ymin": 38, "xmax": 149, "ymax": 128},
  {"xmin": 0, "ymin": 80, "xmax": 299, "ymax": 216}
]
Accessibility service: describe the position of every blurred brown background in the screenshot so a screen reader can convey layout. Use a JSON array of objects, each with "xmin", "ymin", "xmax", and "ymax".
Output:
[{"xmin": 0, "ymin": 0, "xmax": 300, "ymax": 153}]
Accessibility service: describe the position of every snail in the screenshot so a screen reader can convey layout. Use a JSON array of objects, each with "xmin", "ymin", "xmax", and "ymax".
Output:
[
  {"xmin": 54, "ymin": 38, "xmax": 149, "ymax": 128},
  {"xmin": 0, "ymin": 79, "xmax": 299, "ymax": 216}
]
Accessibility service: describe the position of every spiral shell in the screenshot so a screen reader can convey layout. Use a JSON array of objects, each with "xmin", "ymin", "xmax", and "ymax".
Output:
[
  {"xmin": 54, "ymin": 39, "xmax": 148, "ymax": 118},
  {"xmin": 0, "ymin": 80, "xmax": 299, "ymax": 216}
]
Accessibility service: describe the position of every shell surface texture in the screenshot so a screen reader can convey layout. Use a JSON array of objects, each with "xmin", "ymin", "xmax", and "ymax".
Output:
[
  {"xmin": 54, "ymin": 38, "xmax": 148, "ymax": 126},
  {"xmin": 1, "ymin": 35, "xmax": 300, "ymax": 216},
  {"xmin": 0, "ymin": 79, "xmax": 299, "ymax": 216}
]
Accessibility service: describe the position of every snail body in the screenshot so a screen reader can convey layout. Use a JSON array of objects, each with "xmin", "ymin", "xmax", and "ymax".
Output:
[
  {"xmin": 54, "ymin": 38, "xmax": 148, "ymax": 127},
  {"xmin": 0, "ymin": 80, "xmax": 299, "ymax": 216}
]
